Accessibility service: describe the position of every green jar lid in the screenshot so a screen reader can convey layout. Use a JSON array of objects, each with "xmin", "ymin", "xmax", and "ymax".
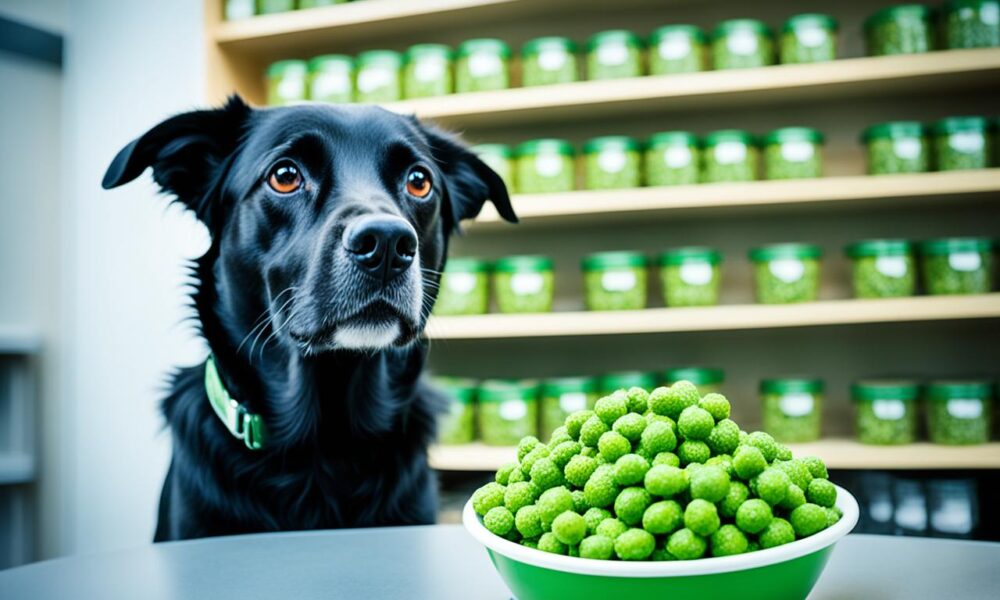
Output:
[
  {"xmin": 600, "ymin": 371, "xmax": 657, "ymax": 392},
  {"xmin": 845, "ymin": 239, "xmax": 913, "ymax": 258},
  {"xmin": 762, "ymin": 127, "xmax": 825, "ymax": 146},
  {"xmin": 647, "ymin": 131, "xmax": 700, "ymax": 148},
  {"xmin": 783, "ymin": 13, "xmax": 839, "ymax": 33},
  {"xmin": 658, "ymin": 246, "xmax": 723, "ymax": 266},
  {"xmin": 918, "ymin": 237, "xmax": 993, "ymax": 255},
  {"xmin": 926, "ymin": 380, "xmax": 994, "ymax": 401},
  {"xmin": 479, "ymin": 378, "xmax": 540, "ymax": 402},
  {"xmin": 267, "ymin": 60, "xmax": 308, "ymax": 77},
  {"xmin": 522, "ymin": 36, "xmax": 578, "ymax": 56},
  {"xmin": 760, "ymin": 378, "xmax": 825, "ymax": 394},
  {"xmin": 664, "ymin": 367, "xmax": 724, "ymax": 386},
  {"xmin": 712, "ymin": 19, "xmax": 773, "ymax": 39},
  {"xmin": 307, "ymin": 54, "xmax": 353, "ymax": 73},
  {"xmin": 586, "ymin": 29, "xmax": 643, "ymax": 51},
  {"xmin": 931, "ymin": 116, "xmax": 991, "ymax": 135},
  {"xmin": 471, "ymin": 143, "xmax": 513, "ymax": 159},
  {"xmin": 444, "ymin": 257, "xmax": 490, "ymax": 273},
  {"xmin": 649, "ymin": 24, "xmax": 707, "ymax": 44},
  {"xmin": 851, "ymin": 380, "xmax": 920, "ymax": 402},
  {"xmin": 581, "ymin": 251, "xmax": 647, "ymax": 271},
  {"xmin": 356, "ymin": 50, "xmax": 403, "ymax": 69},
  {"xmin": 435, "ymin": 377, "xmax": 478, "ymax": 403},
  {"xmin": 749, "ymin": 243, "xmax": 823, "ymax": 262},
  {"xmin": 864, "ymin": 4, "xmax": 933, "ymax": 31},
  {"xmin": 542, "ymin": 376, "xmax": 597, "ymax": 397},
  {"xmin": 457, "ymin": 38, "xmax": 511, "ymax": 59},
  {"xmin": 582, "ymin": 136, "xmax": 641, "ymax": 155},
  {"xmin": 515, "ymin": 138, "xmax": 575, "ymax": 157},
  {"xmin": 403, "ymin": 44, "xmax": 453, "ymax": 65},
  {"xmin": 494, "ymin": 255, "xmax": 554, "ymax": 273},
  {"xmin": 944, "ymin": 0, "xmax": 1000, "ymax": 14},
  {"xmin": 704, "ymin": 129, "xmax": 757, "ymax": 147},
  {"xmin": 860, "ymin": 121, "xmax": 925, "ymax": 143}
]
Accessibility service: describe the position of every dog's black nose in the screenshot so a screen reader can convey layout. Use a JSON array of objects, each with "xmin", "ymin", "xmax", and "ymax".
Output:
[{"xmin": 343, "ymin": 216, "xmax": 418, "ymax": 284}]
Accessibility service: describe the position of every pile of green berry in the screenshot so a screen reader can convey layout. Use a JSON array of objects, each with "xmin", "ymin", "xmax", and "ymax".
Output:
[{"xmin": 470, "ymin": 381, "xmax": 842, "ymax": 561}]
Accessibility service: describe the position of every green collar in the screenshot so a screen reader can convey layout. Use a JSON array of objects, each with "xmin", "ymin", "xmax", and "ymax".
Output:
[{"xmin": 205, "ymin": 356, "xmax": 267, "ymax": 450}]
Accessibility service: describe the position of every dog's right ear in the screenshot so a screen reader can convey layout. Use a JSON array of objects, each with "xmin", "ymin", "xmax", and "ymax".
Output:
[{"xmin": 102, "ymin": 95, "xmax": 252, "ymax": 228}]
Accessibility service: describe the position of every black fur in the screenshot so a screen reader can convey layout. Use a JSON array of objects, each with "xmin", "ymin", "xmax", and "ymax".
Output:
[{"xmin": 103, "ymin": 97, "xmax": 515, "ymax": 541}]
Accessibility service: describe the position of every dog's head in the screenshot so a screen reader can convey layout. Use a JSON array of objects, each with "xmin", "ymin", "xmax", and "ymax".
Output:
[{"xmin": 103, "ymin": 96, "xmax": 515, "ymax": 354}]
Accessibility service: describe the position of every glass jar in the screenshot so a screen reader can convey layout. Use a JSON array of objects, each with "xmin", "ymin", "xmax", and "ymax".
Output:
[
  {"xmin": 658, "ymin": 247, "xmax": 723, "ymax": 307},
  {"xmin": 845, "ymin": 239, "xmax": 916, "ymax": 299},
  {"xmin": 749, "ymin": 243, "xmax": 822, "ymax": 304},
  {"xmin": 943, "ymin": 0, "xmax": 1000, "ymax": 48},
  {"xmin": 456, "ymin": 38, "xmax": 511, "ymax": 93},
  {"xmin": 600, "ymin": 371, "xmax": 658, "ymax": 397},
  {"xmin": 702, "ymin": 130, "xmax": 759, "ymax": 183},
  {"xmin": 780, "ymin": 14, "xmax": 838, "ymax": 64},
  {"xmin": 493, "ymin": 255, "xmax": 555, "ymax": 313},
  {"xmin": 864, "ymin": 4, "xmax": 934, "ymax": 56},
  {"xmin": 582, "ymin": 251, "xmax": 648, "ymax": 311},
  {"xmin": 307, "ymin": 54, "xmax": 354, "ymax": 104},
  {"xmin": 919, "ymin": 237, "xmax": 994, "ymax": 295},
  {"xmin": 435, "ymin": 377, "xmax": 477, "ymax": 445},
  {"xmin": 852, "ymin": 380, "xmax": 919, "ymax": 445},
  {"xmin": 521, "ymin": 37, "xmax": 579, "ymax": 87},
  {"xmin": 225, "ymin": 0, "xmax": 255, "ymax": 20},
  {"xmin": 862, "ymin": 121, "xmax": 929, "ymax": 175},
  {"xmin": 266, "ymin": 60, "xmax": 308, "ymax": 106},
  {"xmin": 644, "ymin": 131, "xmax": 700, "ymax": 186},
  {"xmin": 583, "ymin": 136, "xmax": 642, "ymax": 190},
  {"xmin": 586, "ymin": 30, "xmax": 643, "ymax": 80},
  {"xmin": 433, "ymin": 257, "xmax": 490, "ymax": 316},
  {"xmin": 471, "ymin": 144, "xmax": 516, "ymax": 194},
  {"xmin": 760, "ymin": 378, "xmax": 824, "ymax": 443},
  {"xmin": 927, "ymin": 380, "xmax": 994, "ymax": 445},
  {"xmin": 711, "ymin": 19, "xmax": 776, "ymax": 70},
  {"xmin": 515, "ymin": 139, "xmax": 575, "ymax": 194},
  {"xmin": 664, "ymin": 367, "xmax": 724, "ymax": 395},
  {"xmin": 762, "ymin": 127, "xmax": 824, "ymax": 180},
  {"xmin": 403, "ymin": 44, "xmax": 453, "ymax": 99},
  {"xmin": 257, "ymin": 0, "xmax": 294, "ymax": 15},
  {"xmin": 648, "ymin": 25, "xmax": 707, "ymax": 75},
  {"xmin": 478, "ymin": 379, "xmax": 539, "ymax": 446},
  {"xmin": 355, "ymin": 50, "xmax": 403, "ymax": 103},
  {"xmin": 541, "ymin": 377, "xmax": 598, "ymax": 439},
  {"xmin": 931, "ymin": 116, "xmax": 994, "ymax": 171}
]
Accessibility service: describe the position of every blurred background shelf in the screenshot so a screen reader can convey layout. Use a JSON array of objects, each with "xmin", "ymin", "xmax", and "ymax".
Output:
[{"xmin": 0, "ymin": 454, "xmax": 36, "ymax": 486}]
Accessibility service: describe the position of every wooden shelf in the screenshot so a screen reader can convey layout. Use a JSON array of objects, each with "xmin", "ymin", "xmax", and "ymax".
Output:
[
  {"xmin": 426, "ymin": 294, "xmax": 1000, "ymax": 340},
  {"xmin": 0, "ymin": 454, "xmax": 35, "ymax": 485},
  {"xmin": 429, "ymin": 440, "xmax": 1000, "ymax": 471}
]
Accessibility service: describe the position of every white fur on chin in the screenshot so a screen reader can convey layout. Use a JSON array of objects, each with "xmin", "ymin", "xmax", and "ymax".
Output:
[{"xmin": 333, "ymin": 322, "xmax": 401, "ymax": 350}]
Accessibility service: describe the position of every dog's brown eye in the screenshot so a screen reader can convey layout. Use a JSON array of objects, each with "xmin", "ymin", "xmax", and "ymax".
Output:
[
  {"xmin": 268, "ymin": 161, "xmax": 302, "ymax": 194},
  {"xmin": 405, "ymin": 167, "xmax": 432, "ymax": 199}
]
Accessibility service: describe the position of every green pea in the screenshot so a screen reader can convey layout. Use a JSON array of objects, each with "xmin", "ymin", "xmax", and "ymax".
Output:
[
  {"xmin": 856, "ymin": 400, "xmax": 917, "ymax": 445},
  {"xmin": 921, "ymin": 253, "xmax": 992, "ymax": 295},
  {"xmin": 928, "ymin": 399, "xmax": 992, "ymax": 444},
  {"xmin": 866, "ymin": 136, "xmax": 929, "ymax": 174},
  {"xmin": 761, "ymin": 392, "xmax": 822, "ymax": 443},
  {"xmin": 763, "ymin": 142, "xmax": 823, "ymax": 180},
  {"xmin": 752, "ymin": 259, "xmax": 820, "ymax": 304},
  {"xmin": 850, "ymin": 255, "xmax": 916, "ymax": 298}
]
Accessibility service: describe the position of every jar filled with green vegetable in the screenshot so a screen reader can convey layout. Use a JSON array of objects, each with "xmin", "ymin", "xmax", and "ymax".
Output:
[
  {"xmin": 862, "ymin": 121, "xmax": 929, "ymax": 175},
  {"xmin": 926, "ymin": 380, "xmax": 994, "ymax": 445},
  {"xmin": 493, "ymin": 255, "xmax": 555, "ymax": 313},
  {"xmin": 780, "ymin": 14, "xmax": 838, "ymax": 64},
  {"xmin": 664, "ymin": 367, "xmax": 725, "ymax": 395},
  {"xmin": 456, "ymin": 38, "xmax": 511, "ymax": 93},
  {"xmin": 586, "ymin": 30, "xmax": 643, "ymax": 80},
  {"xmin": 435, "ymin": 377, "xmax": 477, "ymax": 445},
  {"xmin": 582, "ymin": 251, "xmax": 648, "ymax": 311},
  {"xmin": 540, "ymin": 377, "xmax": 598, "ymax": 439},
  {"xmin": 749, "ymin": 243, "xmax": 822, "ymax": 304},
  {"xmin": 845, "ymin": 239, "xmax": 916, "ymax": 299},
  {"xmin": 852, "ymin": 380, "xmax": 920, "ymax": 445},
  {"xmin": 471, "ymin": 144, "xmax": 516, "ymax": 194},
  {"xmin": 644, "ymin": 131, "xmax": 700, "ymax": 186},
  {"xmin": 762, "ymin": 127, "xmax": 824, "ymax": 180},
  {"xmin": 942, "ymin": 0, "xmax": 1000, "ymax": 48},
  {"xmin": 601, "ymin": 371, "xmax": 658, "ymax": 397},
  {"xmin": 355, "ymin": 50, "xmax": 403, "ymax": 103},
  {"xmin": 919, "ymin": 237, "xmax": 994, "ymax": 295},
  {"xmin": 433, "ymin": 257, "xmax": 490, "ymax": 316},
  {"xmin": 521, "ymin": 37, "xmax": 579, "ymax": 87},
  {"xmin": 760, "ymin": 378, "xmax": 824, "ymax": 443},
  {"xmin": 257, "ymin": 0, "xmax": 294, "ymax": 15},
  {"xmin": 583, "ymin": 136, "xmax": 642, "ymax": 190},
  {"xmin": 403, "ymin": 44, "xmax": 453, "ymax": 99},
  {"xmin": 478, "ymin": 379, "xmax": 539, "ymax": 446},
  {"xmin": 515, "ymin": 139, "xmax": 575, "ymax": 194},
  {"xmin": 307, "ymin": 54, "xmax": 354, "ymax": 104},
  {"xmin": 702, "ymin": 130, "xmax": 759, "ymax": 183},
  {"xmin": 658, "ymin": 247, "xmax": 723, "ymax": 307},
  {"xmin": 864, "ymin": 4, "xmax": 934, "ymax": 55},
  {"xmin": 931, "ymin": 116, "xmax": 994, "ymax": 171},
  {"xmin": 298, "ymin": 0, "xmax": 346, "ymax": 8},
  {"xmin": 711, "ymin": 19, "xmax": 776, "ymax": 70},
  {"xmin": 648, "ymin": 25, "xmax": 707, "ymax": 75},
  {"xmin": 266, "ymin": 60, "xmax": 308, "ymax": 106}
]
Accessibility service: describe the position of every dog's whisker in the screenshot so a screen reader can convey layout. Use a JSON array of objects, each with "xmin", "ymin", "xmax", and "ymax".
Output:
[{"xmin": 247, "ymin": 293, "xmax": 297, "ymax": 364}]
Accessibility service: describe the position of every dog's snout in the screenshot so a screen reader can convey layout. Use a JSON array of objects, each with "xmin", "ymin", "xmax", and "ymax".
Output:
[{"xmin": 343, "ymin": 216, "xmax": 417, "ymax": 285}]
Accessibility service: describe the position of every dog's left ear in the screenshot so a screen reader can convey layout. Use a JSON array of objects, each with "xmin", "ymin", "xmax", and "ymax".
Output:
[{"xmin": 419, "ymin": 124, "xmax": 518, "ymax": 231}]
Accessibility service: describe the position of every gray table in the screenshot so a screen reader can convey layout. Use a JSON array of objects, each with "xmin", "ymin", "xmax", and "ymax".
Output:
[{"xmin": 1, "ymin": 527, "xmax": 997, "ymax": 599}]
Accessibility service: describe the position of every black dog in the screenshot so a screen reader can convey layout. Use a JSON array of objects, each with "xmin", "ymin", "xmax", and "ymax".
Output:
[{"xmin": 102, "ymin": 96, "xmax": 516, "ymax": 541}]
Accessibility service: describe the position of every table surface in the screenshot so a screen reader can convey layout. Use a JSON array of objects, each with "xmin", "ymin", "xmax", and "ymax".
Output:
[{"xmin": 1, "ymin": 527, "xmax": 997, "ymax": 599}]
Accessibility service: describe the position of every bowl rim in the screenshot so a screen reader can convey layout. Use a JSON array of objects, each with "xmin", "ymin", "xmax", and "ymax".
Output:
[{"xmin": 463, "ymin": 483, "xmax": 858, "ymax": 578}]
